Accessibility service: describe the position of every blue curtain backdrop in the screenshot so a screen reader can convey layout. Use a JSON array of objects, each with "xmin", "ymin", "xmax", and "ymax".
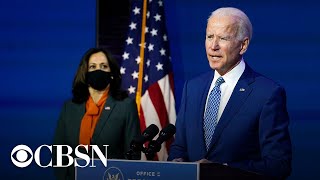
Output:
[
  {"xmin": 0, "ymin": 0, "xmax": 96, "ymax": 178},
  {"xmin": 1, "ymin": 0, "xmax": 319, "ymax": 179}
]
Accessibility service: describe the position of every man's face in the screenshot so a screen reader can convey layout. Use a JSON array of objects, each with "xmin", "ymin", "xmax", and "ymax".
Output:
[{"xmin": 205, "ymin": 15, "xmax": 247, "ymax": 75}]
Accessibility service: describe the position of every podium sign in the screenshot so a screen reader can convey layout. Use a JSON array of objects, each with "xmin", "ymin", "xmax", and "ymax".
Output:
[{"xmin": 75, "ymin": 159, "xmax": 199, "ymax": 180}]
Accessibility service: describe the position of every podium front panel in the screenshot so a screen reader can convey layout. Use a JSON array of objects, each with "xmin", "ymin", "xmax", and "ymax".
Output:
[{"xmin": 75, "ymin": 159, "xmax": 199, "ymax": 180}]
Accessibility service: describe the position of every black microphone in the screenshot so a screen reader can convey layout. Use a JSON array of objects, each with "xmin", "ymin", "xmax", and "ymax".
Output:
[
  {"xmin": 126, "ymin": 124, "xmax": 159, "ymax": 159},
  {"xmin": 145, "ymin": 124, "xmax": 176, "ymax": 160}
]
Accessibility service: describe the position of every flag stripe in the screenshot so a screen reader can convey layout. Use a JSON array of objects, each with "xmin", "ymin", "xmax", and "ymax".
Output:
[
  {"xmin": 139, "ymin": 106, "xmax": 147, "ymax": 133},
  {"xmin": 157, "ymin": 141, "xmax": 168, "ymax": 161},
  {"xmin": 148, "ymin": 83, "xmax": 169, "ymax": 128},
  {"xmin": 158, "ymin": 74, "xmax": 176, "ymax": 125},
  {"xmin": 169, "ymin": 72, "xmax": 175, "ymax": 93},
  {"xmin": 141, "ymin": 93, "xmax": 160, "ymax": 160},
  {"xmin": 158, "ymin": 75, "xmax": 176, "ymax": 152},
  {"xmin": 141, "ymin": 91, "xmax": 161, "ymax": 129}
]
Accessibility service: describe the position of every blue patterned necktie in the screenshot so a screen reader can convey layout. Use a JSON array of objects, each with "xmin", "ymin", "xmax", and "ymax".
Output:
[{"xmin": 203, "ymin": 77, "xmax": 225, "ymax": 150}]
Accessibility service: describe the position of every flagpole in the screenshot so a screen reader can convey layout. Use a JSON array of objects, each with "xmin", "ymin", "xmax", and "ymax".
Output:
[{"xmin": 136, "ymin": 0, "xmax": 148, "ymax": 115}]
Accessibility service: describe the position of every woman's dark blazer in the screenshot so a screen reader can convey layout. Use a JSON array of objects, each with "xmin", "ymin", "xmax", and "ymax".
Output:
[{"xmin": 53, "ymin": 96, "xmax": 140, "ymax": 180}]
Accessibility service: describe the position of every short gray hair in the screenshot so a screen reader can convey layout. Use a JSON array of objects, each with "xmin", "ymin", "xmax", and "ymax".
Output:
[{"xmin": 208, "ymin": 7, "xmax": 253, "ymax": 41}]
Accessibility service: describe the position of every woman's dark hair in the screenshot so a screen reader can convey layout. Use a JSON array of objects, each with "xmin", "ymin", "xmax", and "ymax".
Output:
[{"xmin": 72, "ymin": 48, "xmax": 128, "ymax": 103}]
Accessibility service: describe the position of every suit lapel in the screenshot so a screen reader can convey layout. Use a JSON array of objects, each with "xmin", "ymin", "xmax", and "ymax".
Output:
[
  {"xmin": 91, "ymin": 96, "xmax": 116, "ymax": 144},
  {"xmin": 208, "ymin": 66, "xmax": 255, "ymax": 151},
  {"xmin": 198, "ymin": 72, "xmax": 215, "ymax": 122},
  {"xmin": 197, "ymin": 71, "xmax": 214, "ymax": 152},
  {"xmin": 73, "ymin": 103, "xmax": 86, "ymax": 144}
]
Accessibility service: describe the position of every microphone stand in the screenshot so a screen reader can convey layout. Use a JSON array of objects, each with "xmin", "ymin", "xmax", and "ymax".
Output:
[
  {"xmin": 144, "ymin": 140, "xmax": 160, "ymax": 161},
  {"xmin": 126, "ymin": 149, "xmax": 142, "ymax": 160},
  {"xmin": 144, "ymin": 150, "xmax": 156, "ymax": 160},
  {"xmin": 126, "ymin": 142, "xmax": 145, "ymax": 160},
  {"xmin": 126, "ymin": 143, "xmax": 157, "ymax": 160}
]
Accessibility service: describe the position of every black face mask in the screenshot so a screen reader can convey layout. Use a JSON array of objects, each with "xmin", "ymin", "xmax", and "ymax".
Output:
[{"xmin": 86, "ymin": 70, "xmax": 112, "ymax": 91}]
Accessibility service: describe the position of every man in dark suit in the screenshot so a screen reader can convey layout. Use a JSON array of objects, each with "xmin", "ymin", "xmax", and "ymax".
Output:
[{"xmin": 168, "ymin": 7, "xmax": 292, "ymax": 178}]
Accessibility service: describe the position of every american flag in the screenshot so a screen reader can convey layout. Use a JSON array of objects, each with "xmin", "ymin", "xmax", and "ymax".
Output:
[{"xmin": 120, "ymin": 0, "xmax": 176, "ymax": 161}]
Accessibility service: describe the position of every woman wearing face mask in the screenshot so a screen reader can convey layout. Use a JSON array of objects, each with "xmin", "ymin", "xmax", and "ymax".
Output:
[{"xmin": 53, "ymin": 48, "xmax": 140, "ymax": 180}]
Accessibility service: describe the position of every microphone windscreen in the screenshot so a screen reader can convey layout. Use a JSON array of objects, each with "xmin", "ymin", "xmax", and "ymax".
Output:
[
  {"xmin": 157, "ymin": 124, "xmax": 176, "ymax": 143},
  {"xmin": 142, "ymin": 124, "xmax": 159, "ymax": 140},
  {"xmin": 161, "ymin": 124, "xmax": 176, "ymax": 134},
  {"xmin": 133, "ymin": 124, "xmax": 159, "ymax": 144}
]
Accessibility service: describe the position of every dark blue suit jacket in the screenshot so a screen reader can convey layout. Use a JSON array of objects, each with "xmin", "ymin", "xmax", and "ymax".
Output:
[{"xmin": 168, "ymin": 65, "xmax": 292, "ymax": 178}]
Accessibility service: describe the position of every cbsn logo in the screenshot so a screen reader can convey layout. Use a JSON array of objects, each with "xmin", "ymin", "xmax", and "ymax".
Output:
[{"xmin": 11, "ymin": 144, "xmax": 108, "ymax": 168}]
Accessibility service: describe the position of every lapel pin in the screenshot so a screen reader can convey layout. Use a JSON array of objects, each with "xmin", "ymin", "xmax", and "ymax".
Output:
[
  {"xmin": 105, "ymin": 106, "xmax": 111, "ymax": 110},
  {"xmin": 239, "ymin": 88, "xmax": 245, "ymax": 92}
]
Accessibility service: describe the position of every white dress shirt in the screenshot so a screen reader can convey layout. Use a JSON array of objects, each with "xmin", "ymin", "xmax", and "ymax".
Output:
[{"xmin": 204, "ymin": 59, "xmax": 246, "ymax": 122}]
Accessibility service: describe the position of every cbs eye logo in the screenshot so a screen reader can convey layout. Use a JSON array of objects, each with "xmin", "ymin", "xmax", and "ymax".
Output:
[{"xmin": 11, "ymin": 145, "xmax": 33, "ymax": 168}]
